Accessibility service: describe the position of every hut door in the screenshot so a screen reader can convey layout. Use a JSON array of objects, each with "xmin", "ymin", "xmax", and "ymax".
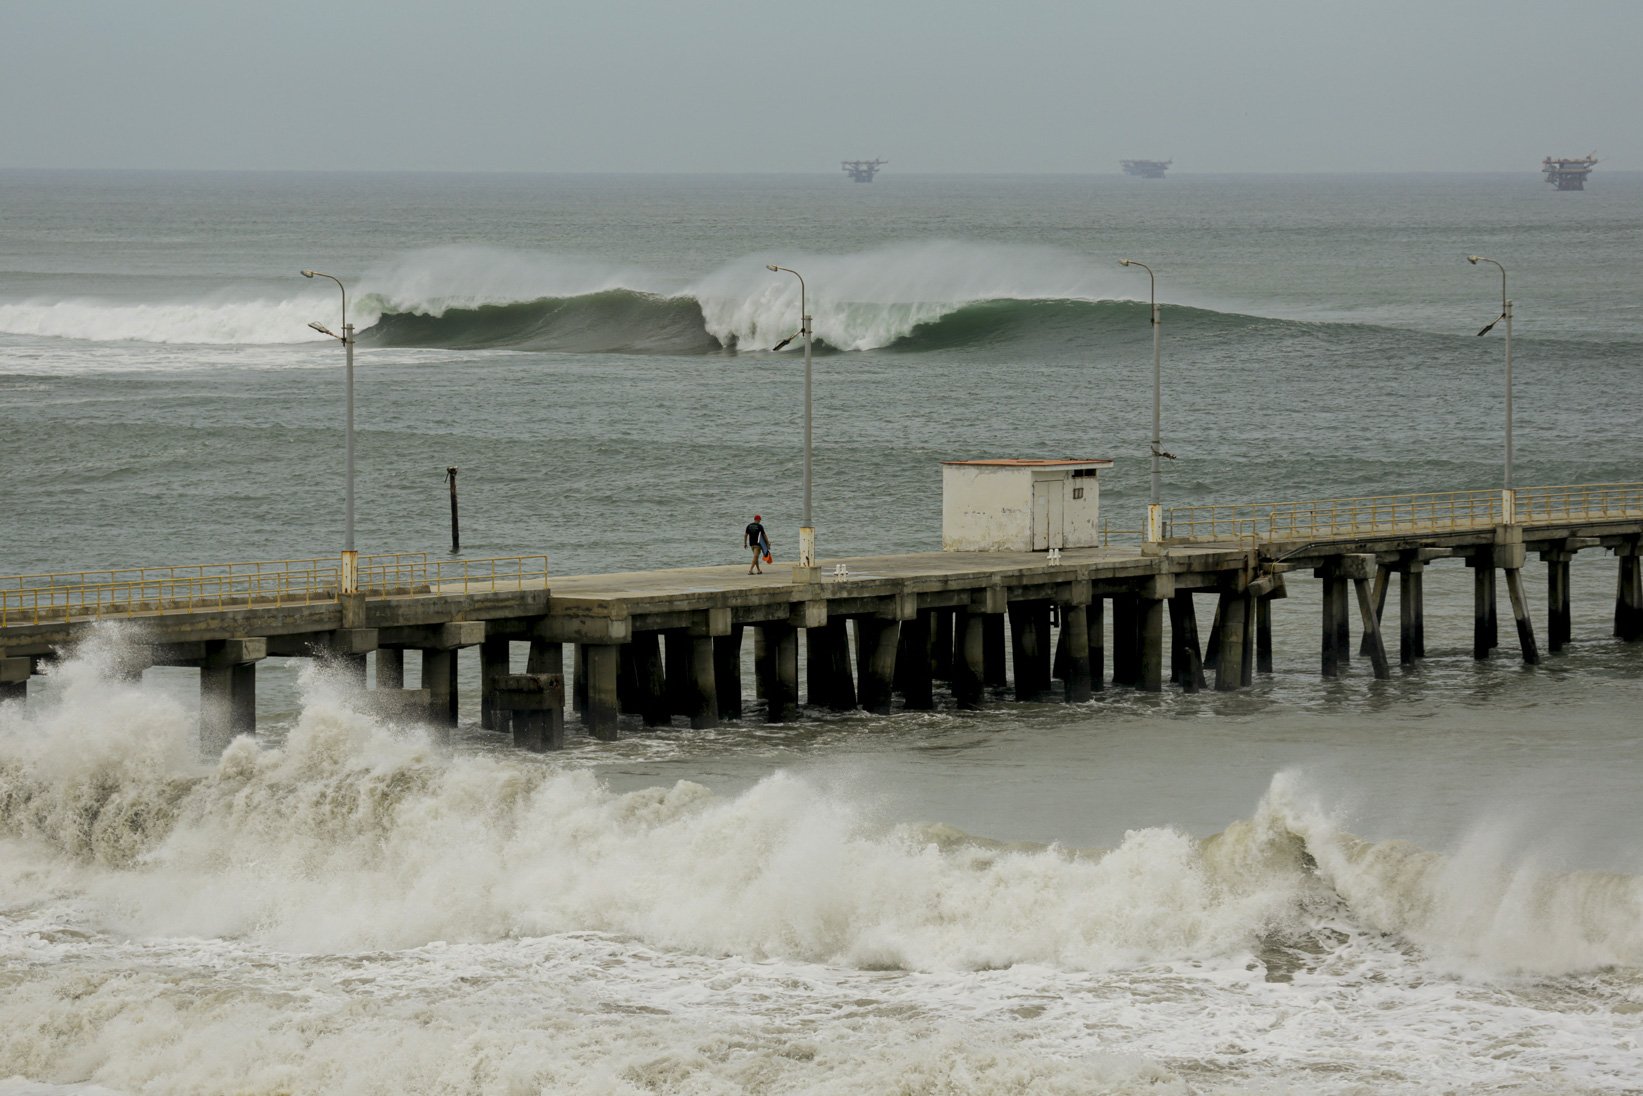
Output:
[{"xmin": 1033, "ymin": 478, "xmax": 1064, "ymax": 550}]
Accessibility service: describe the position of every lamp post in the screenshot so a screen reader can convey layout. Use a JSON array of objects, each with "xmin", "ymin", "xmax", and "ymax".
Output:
[
  {"xmin": 301, "ymin": 269, "xmax": 357, "ymax": 592},
  {"xmin": 1468, "ymin": 255, "xmax": 1514, "ymax": 505},
  {"xmin": 766, "ymin": 264, "xmax": 815, "ymax": 576},
  {"xmin": 1120, "ymin": 259, "xmax": 1164, "ymax": 544}
]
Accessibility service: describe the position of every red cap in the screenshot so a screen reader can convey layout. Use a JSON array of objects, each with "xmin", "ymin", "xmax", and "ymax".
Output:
[{"xmin": 754, "ymin": 515, "xmax": 761, "ymax": 521}]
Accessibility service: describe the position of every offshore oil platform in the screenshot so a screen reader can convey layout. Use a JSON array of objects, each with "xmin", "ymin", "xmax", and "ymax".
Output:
[
  {"xmin": 1121, "ymin": 159, "xmax": 1172, "ymax": 179},
  {"xmin": 842, "ymin": 159, "xmax": 887, "ymax": 182},
  {"xmin": 1543, "ymin": 153, "xmax": 1599, "ymax": 190}
]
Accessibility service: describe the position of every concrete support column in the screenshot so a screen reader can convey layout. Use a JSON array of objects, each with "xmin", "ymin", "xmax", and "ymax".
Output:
[
  {"xmin": 1472, "ymin": 552, "xmax": 1499, "ymax": 658},
  {"xmin": 897, "ymin": 611, "xmax": 934, "ymax": 710},
  {"xmin": 1504, "ymin": 569, "xmax": 1542, "ymax": 665},
  {"xmin": 496, "ymin": 673, "xmax": 565, "ymax": 752},
  {"xmin": 714, "ymin": 625, "xmax": 743, "ymax": 720},
  {"xmin": 583, "ymin": 644, "xmax": 620, "ymax": 741},
  {"xmin": 686, "ymin": 635, "xmax": 718, "ymax": 729},
  {"xmin": 1087, "ymin": 596, "xmax": 1105, "ymax": 692},
  {"xmin": 857, "ymin": 617, "xmax": 902, "ymax": 715},
  {"xmin": 1009, "ymin": 601, "xmax": 1054, "ymax": 700},
  {"xmin": 1546, "ymin": 556, "xmax": 1572, "ymax": 653},
  {"xmin": 760, "ymin": 623, "xmax": 800, "ymax": 722},
  {"xmin": 1110, "ymin": 594, "xmax": 1140, "ymax": 687},
  {"xmin": 1320, "ymin": 570, "xmax": 1341, "ymax": 678},
  {"xmin": 527, "ymin": 639, "xmax": 563, "ymax": 677},
  {"xmin": 1061, "ymin": 602, "xmax": 1092, "ymax": 702},
  {"xmin": 376, "ymin": 648, "xmax": 405, "ymax": 690},
  {"xmin": 629, "ymin": 632, "xmax": 669, "ymax": 726},
  {"xmin": 822, "ymin": 619, "xmax": 857, "ymax": 711},
  {"xmin": 1139, "ymin": 598, "xmax": 1165, "ymax": 692},
  {"xmin": 753, "ymin": 626, "xmax": 769, "ymax": 700},
  {"xmin": 0, "ymin": 657, "xmax": 29, "ymax": 704},
  {"xmin": 1214, "ymin": 590, "xmax": 1248, "ymax": 692},
  {"xmin": 573, "ymin": 644, "xmax": 588, "ymax": 716},
  {"xmin": 1359, "ymin": 566, "xmax": 1389, "ymax": 656},
  {"xmin": 1351, "ymin": 575, "xmax": 1392, "ymax": 680},
  {"xmin": 1255, "ymin": 596, "xmax": 1273, "ymax": 675},
  {"xmin": 1203, "ymin": 601, "xmax": 1221, "ymax": 670},
  {"xmin": 1168, "ymin": 592, "xmax": 1205, "ymax": 692},
  {"xmin": 954, "ymin": 609, "xmax": 986, "ymax": 710},
  {"xmin": 933, "ymin": 610, "xmax": 954, "ymax": 682},
  {"xmin": 1398, "ymin": 565, "xmax": 1425, "ymax": 664},
  {"xmin": 1616, "ymin": 551, "xmax": 1643, "ymax": 641},
  {"xmin": 480, "ymin": 637, "xmax": 510, "ymax": 731},
  {"xmin": 664, "ymin": 632, "xmax": 692, "ymax": 717},
  {"xmin": 982, "ymin": 613, "xmax": 1007, "ymax": 687},
  {"xmin": 423, "ymin": 648, "xmax": 458, "ymax": 727},
  {"xmin": 617, "ymin": 643, "xmax": 643, "ymax": 715}
]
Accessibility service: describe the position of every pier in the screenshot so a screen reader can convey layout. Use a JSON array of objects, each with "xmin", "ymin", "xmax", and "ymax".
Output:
[{"xmin": 2, "ymin": 483, "xmax": 1640, "ymax": 753}]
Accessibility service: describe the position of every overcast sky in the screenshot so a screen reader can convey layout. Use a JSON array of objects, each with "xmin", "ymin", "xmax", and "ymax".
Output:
[{"xmin": 4, "ymin": 0, "xmax": 1638, "ymax": 174}]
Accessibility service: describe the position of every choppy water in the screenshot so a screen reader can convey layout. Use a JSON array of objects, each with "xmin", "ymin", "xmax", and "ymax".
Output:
[{"xmin": 1, "ymin": 171, "xmax": 1642, "ymax": 1094}]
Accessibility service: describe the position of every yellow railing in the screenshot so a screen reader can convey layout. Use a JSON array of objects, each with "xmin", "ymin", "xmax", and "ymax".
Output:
[
  {"xmin": 1168, "ymin": 483, "xmax": 1643, "ymax": 545},
  {"xmin": 1514, "ymin": 483, "xmax": 1643, "ymax": 525},
  {"xmin": 0, "ymin": 553, "xmax": 548, "ymax": 627}
]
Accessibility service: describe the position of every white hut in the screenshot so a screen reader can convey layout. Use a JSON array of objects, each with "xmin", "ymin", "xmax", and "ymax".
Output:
[{"xmin": 941, "ymin": 459, "xmax": 1113, "ymax": 552}]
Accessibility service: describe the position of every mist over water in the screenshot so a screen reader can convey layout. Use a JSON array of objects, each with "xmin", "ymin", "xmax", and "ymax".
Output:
[{"xmin": 2, "ymin": 171, "xmax": 1642, "ymax": 1093}]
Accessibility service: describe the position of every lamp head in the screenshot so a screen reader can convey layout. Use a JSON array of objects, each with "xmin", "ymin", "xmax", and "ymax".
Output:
[
  {"xmin": 1467, "ymin": 256, "xmax": 1481, "ymax": 265},
  {"xmin": 301, "ymin": 270, "xmax": 316, "ymax": 278},
  {"xmin": 1119, "ymin": 259, "xmax": 1131, "ymax": 266},
  {"xmin": 766, "ymin": 265, "xmax": 779, "ymax": 272},
  {"xmin": 308, "ymin": 321, "xmax": 336, "ymax": 337}
]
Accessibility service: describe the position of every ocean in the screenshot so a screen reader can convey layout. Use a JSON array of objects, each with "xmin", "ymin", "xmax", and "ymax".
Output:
[{"xmin": 1, "ymin": 169, "xmax": 1640, "ymax": 1094}]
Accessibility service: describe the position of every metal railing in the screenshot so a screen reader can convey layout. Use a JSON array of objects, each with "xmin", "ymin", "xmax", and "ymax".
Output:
[
  {"xmin": 0, "ymin": 552, "xmax": 548, "ymax": 628},
  {"xmin": 1167, "ymin": 483, "xmax": 1643, "ymax": 545},
  {"xmin": 359, "ymin": 555, "xmax": 550, "ymax": 595},
  {"xmin": 1514, "ymin": 483, "xmax": 1643, "ymax": 525}
]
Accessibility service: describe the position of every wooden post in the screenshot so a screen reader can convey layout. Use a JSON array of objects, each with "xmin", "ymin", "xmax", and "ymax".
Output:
[
  {"xmin": 1359, "ymin": 565, "xmax": 1389, "ymax": 656},
  {"xmin": 1214, "ymin": 591, "xmax": 1247, "ymax": 692},
  {"xmin": 583, "ymin": 644, "xmax": 620, "ymax": 741},
  {"xmin": 376, "ymin": 648, "xmax": 404, "ymax": 689},
  {"xmin": 982, "ymin": 613, "xmax": 1007, "ymax": 687},
  {"xmin": 445, "ymin": 466, "xmax": 460, "ymax": 554},
  {"xmin": 687, "ymin": 635, "xmax": 718, "ymax": 729},
  {"xmin": 422, "ymin": 648, "xmax": 458, "ymax": 727},
  {"xmin": 1087, "ymin": 596, "xmax": 1105, "ymax": 692},
  {"xmin": 480, "ymin": 637, "xmax": 509, "ymax": 730},
  {"xmin": 1504, "ymin": 568, "xmax": 1542, "ymax": 664},
  {"xmin": 1062, "ymin": 603, "xmax": 1092, "ymax": 702},
  {"xmin": 954, "ymin": 608, "xmax": 986, "ymax": 710},
  {"xmin": 1139, "ymin": 597, "xmax": 1164, "ymax": 692},
  {"xmin": 1168, "ymin": 591, "xmax": 1205, "ymax": 692},
  {"xmin": 899, "ymin": 611, "xmax": 934, "ymax": 710},
  {"xmin": 1351, "ymin": 576, "xmax": 1391, "ymax": 680},
  {"xmin": 762, "ymin": 622, "xmax": 799, "ymax": 722},
  {"xmin": 714, "ymin": 625, "xmax": 743, "ymax": 720}
]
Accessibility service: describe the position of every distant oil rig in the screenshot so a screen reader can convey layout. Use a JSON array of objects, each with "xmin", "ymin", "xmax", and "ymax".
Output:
[
  {"xmin": 842, "ymin": 159, "xmax": 887, "ymax": 182},
  {"xmin": 1120, "ymin": 159, "xmax": 1172, "ymax": 179},
  {"xmin": 1542, "ymin": 153, "xmax": 1599, "ymax": 190}
]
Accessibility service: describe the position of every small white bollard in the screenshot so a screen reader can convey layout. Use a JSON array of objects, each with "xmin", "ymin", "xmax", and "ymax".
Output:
[
  {"xmin": 1047, "ymin": 548, "xmax": 1062, "ymax": 565},
  {"xmin": 832, "ymin": 563, "xmax": 850, "ymax": 579}
]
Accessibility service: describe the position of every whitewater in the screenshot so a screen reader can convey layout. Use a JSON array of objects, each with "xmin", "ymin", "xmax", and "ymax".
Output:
[{"xmin": 3, "ymin": 169, "xmax": 1643, "ymax": 1093}]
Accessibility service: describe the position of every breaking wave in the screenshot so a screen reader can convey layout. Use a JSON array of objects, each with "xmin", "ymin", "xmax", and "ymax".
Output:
[{"xmin": 1, "ymin": 639, "xmax": 1638, "ymax": 977}]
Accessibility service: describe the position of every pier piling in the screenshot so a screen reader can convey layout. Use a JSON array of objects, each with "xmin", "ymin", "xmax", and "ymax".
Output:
[
  {"xmin": 422, "ymin": 648, "xmax": 458, "ymax": 727},
  {"xmin": 714, "ymin": 625, "xmax": 743, "ymax": 719},
  {"xmin": 1062, "ymin": 602, "xmax": 1093, "ymax": 701},
  {"xmin": 899, "ymin": 611, "xmax": 935, "ymax": 710},
  {"xmin": 1213, "ymin": 589, "xmax": 1248, "ymax": 691},
  {"xmin": 1504, "ymin": 568, "xmax": 1542, "ymax": 664},
  {"xmin": 583, "ymin": 644, "xmax": 620, "ymax": 740},
  {"xmin": 762, "ymin": 623, "xmax": 800, "ymax": 722},
  {"xmin": 480, "ymin": 637, "xmax": 509, "ymax": 730},
  {"xmin": 377, "ymin": 648, "xmax": 404, "ymax": 689}
]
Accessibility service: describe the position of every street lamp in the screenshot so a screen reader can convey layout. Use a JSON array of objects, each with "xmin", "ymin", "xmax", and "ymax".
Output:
[
  {"xmin": 1120, "ymin": 259, "xmax": 1166, "ymax": 544},
  {"xmin": 301, "ymin": 269, "xmax": 357, "ymax": 592},
  {"xmin": 766, "ymin": 264, "xmax": 815, "ymax": 576},
  {"xmin": 1468, "ymin": 255, "xmax": 1514, "ymax": 496}
]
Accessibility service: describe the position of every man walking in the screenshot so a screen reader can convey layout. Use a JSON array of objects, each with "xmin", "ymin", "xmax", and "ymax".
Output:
[{"xmin": 744, "ymin": 514, "xmax": 769, "ymax": 574}]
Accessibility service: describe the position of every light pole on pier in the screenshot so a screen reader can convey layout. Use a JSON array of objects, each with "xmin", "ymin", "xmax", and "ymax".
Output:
[
  {"xmin": 1120, "ymin": 259, "xmax": 1166, "ymax": 545},
  {"xmin": 766, "ymin": 264, "xmax": 816, "ymax": 578},
  {"xmin": 1468, "ymin": 255, "xmax": 1515, "ymax": 501},
  {"xmin": 301, "ymin": 269, "xmax": 358, "ymax": 593}
]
